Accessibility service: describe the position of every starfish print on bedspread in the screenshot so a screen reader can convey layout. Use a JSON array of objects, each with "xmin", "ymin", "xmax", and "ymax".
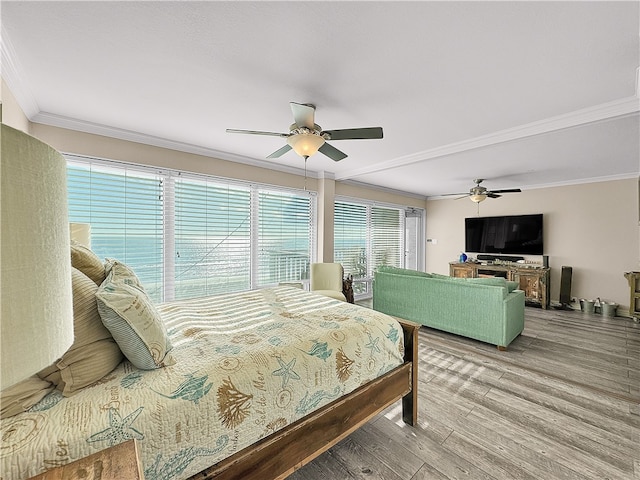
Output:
[
  {"xmin": 272, "ymin": 356, "xmax": 301, "ymax": 389},
  {"xmin": 87, "ymin": 407, "xmax": 144, "ymax": 447},
  {"xmin": 365, "ymin": 332, "xmax": 381, "ymax": 354}
]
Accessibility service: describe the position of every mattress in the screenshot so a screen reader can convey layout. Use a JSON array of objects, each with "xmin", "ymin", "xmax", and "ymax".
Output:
[{"xmin": 1, "ymin": 286, "xmax": 404, "ymax": 480}]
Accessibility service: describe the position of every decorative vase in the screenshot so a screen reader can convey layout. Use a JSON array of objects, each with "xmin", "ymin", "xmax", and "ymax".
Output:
[{"xmin": 459, "ymin": 253, "xmax": 468, "ymax": 263}]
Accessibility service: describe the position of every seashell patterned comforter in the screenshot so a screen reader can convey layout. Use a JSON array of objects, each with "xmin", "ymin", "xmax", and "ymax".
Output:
[{"xmin": 1, "ymin": 286, "xmax": 404, "ymax": 480}]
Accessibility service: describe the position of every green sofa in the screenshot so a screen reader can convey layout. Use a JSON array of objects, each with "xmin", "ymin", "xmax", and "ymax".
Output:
[{"xmin": 373, "ymin": 266, "xmax": 525, "ymax": 349}]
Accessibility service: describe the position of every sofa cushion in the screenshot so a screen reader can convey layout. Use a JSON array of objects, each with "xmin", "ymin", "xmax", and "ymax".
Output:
[
  {"xmin": 377, "ymin": 266, "xmax": 432, "ymax": 278},
  {"xmin": 465, "ymin": 276, "xmax": 508, "ymax": 296},
  {"xmin": 429, "ymin": 272, "xmax": 450, "ymax": 280},
  {"xmin": 507, "ymin": 281, "xmax": 519, "ymax": 293},
  {"xmin": 465, "ymin": 277, "xmax": 508, "ymax": 288}
]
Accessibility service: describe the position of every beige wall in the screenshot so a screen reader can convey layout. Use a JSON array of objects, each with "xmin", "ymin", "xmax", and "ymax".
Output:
[
  {"xmin": 0, "ymin": 78, "xmax": 30, "ymax": 133},
  {"xmin": 426, "ymin": 179, "xmax": 640, "ymax": 311}
]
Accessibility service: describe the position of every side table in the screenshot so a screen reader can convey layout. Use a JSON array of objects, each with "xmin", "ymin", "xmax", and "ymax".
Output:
[
  {"xmin": 26, "ymin": 439, "xmax": 144, "ymax": 480},
  {"xmin": 624, "ymin": 271, "xmax": 640, "ymax": 321}
]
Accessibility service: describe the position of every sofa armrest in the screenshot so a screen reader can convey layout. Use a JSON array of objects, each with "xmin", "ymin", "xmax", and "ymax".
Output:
[{"xmin": 502, "ymin": 290, "xmax": 525, "ymax": 346}]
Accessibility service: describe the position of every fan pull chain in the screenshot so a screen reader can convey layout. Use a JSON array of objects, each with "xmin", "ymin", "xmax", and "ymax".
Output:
[{"xmin": 303, "ymin": 155, "xmax": 308, "ymax": 191}]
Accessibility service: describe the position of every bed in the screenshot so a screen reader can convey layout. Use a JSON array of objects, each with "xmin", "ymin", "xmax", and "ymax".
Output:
[{"xmin": 1, "ymin": 283, "xmax": 418, "ymax": 480}]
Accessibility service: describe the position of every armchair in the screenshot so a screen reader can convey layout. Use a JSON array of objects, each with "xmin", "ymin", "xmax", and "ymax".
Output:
[{"xmin": 310, "ymin": 263, "xmax": 347, "ymax": 302}]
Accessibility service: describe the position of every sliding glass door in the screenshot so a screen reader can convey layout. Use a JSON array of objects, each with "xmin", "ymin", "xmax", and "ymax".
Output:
[{"xmin": 334, "ymin": 198, "xmax": 424, "ymax": 299}]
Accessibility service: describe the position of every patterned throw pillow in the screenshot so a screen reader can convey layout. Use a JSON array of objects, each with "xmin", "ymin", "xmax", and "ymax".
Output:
[
  {"xmin": 96, "ymin": 260, "xmax": 176, "ymax": 370},
  {"xmin": 70, "ymin": 240, "xmax": 106, "ymax": 285},
  {"xmin": 38, "ymin": 267, "xmax": 124, "ymax": 396}
]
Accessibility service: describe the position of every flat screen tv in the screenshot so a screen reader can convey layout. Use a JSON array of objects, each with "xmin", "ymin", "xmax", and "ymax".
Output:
[{"xmin": 465, "ymin": 214, "xmax": 543, "ymax": 255}]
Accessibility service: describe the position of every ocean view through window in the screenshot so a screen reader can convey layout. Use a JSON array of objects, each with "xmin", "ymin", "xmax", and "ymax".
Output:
[{"xmin": 66, "ymin": 155, "xmax": 316, "ymax": 302}]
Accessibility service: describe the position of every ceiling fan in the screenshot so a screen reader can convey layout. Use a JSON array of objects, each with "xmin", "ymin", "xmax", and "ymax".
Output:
[
  {"xmin": 226, "ymin": 102, "xmax": 383, "ymax": 161},
  {"xmin": 442, "ymin": 179, "xmax": 522, "ymax": 203}
]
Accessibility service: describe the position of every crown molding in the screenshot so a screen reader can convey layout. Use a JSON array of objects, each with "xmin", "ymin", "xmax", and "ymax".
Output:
[
  {"xmin": 515, "ymin": 172, "xmax": 639, "ymax": 191},
  {"xmin": 338, "ymin": 178, "xmax": 428, "ymax": 201},
  {"xmin": 336, "ymin": 95, "xmax": 640, "ymax": 181},
  {"xmin": 426, "ymin": 172, "xmax": 639, "ymax": 200},
  {"xmin": 317, "ymin": 171, "xmax": 335, "ymax": 180},
  {"xmin": 1, "ymin": 27, "xmax": 39, "ymax": 117},
  {"xmin": 31, "ymin": 111, "xmax": 318, "ymax": 179}
]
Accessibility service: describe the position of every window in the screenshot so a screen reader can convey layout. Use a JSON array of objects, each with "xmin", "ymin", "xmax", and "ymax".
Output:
[
  {"xmin": 335, "ymin": 198, "xmax": 420, "ymax": 298},
  {"xmin": 66, "ymin": 155, "xmax": 315, "ymax": 302},
  {"xmin": 173, "ymin": 176, "xmax": 251, "ymax": 299},
  {"xmin": 334, "ymin": 201, "xmax": 368, "ymax": 284},
  {"xmin": 67, "ymin": 160, "xmax": 164, "ymax": 301},
  {"xmin": 257, "ymin": 190, "xmax": 313, "ymax": 286}
]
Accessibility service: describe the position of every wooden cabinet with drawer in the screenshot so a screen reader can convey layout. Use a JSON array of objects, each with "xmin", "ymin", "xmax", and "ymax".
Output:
[{"xmin": 449, "ymin": 262, "xmax": 550, "ymax": 309}]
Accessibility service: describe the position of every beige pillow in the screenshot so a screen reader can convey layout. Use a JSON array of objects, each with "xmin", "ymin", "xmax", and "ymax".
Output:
[
  {"xmin": 38, "ymin": 267, "xmax": 123, "ymax": 396},
  {"xmin": 96, "ymin": 260, "xmax": 176, "ymax": 370},
  {"xmin": 70, "ymin": 240, "xmax": 106, "ymax": 285},
  {"xmin": 0, "ymin": 375, "xmax": 55, "ymax": 419}
]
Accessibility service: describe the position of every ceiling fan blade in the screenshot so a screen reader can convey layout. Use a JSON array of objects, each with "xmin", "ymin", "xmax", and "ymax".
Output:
[
  {"xmin": 226, "ymin": 128, "xmax": 287, "ymax": 137},
  {"xmin": 487, "ymin": 193, "xmax": 501, "ymax": 198},
  {"xmin": 323, "ymin": 127, "xmax": 383, "ymax": 140},
  {"xmin": 266, "ymin": 144, "xmax": 292, "ymax": 158},
  {"xmin": 439, "ymin": 192, "xmax": 469, "ymax": 197},
  {"xmin": 318, "ymin": 142, "xmax": 348, "ymax": 161},
  {"xmin": 290, "ymin": 102, "xmax": 316, "ymax": 129},
  {"xmin": 489, "ymin": 188, "xmax": 522, "ymax": 194}
]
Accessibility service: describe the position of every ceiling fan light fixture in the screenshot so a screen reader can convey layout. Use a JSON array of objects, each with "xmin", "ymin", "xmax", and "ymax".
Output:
[
  {"xmin": 470, "ymin": 194, "xmax": 487, "ymax": 203},
  {"xmin": 287, "ymin": 129, "xmax": 325, "ymax": 158}
]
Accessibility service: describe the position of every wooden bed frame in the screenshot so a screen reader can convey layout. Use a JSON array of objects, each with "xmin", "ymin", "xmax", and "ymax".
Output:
[{"xmin": 189, "ymin": 318, "xmax": 420, "ymax": 479}]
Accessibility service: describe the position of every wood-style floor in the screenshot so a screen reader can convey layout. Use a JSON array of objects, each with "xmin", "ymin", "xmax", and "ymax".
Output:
[{"xmin": 289, "ymin": 307, "xmax": 640, "ymax": 479}]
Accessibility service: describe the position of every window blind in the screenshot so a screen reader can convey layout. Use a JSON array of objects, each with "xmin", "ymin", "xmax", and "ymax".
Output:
[
  {"xmin": 257, "ymin": 190, "xmax": 313, "ymax": 286},
  {"xmin": 334, "ymin": 199, "xmax": 405, "ymax": 297},
  {"xmin": 371, "ymin": 205, "xmax": 403, "ymax": 271},
  {"xmin": 67, "ymin": 159, "xmax": 164, "ymax": 302},
  {"xmin": 174, "ymin": 175, "xmax": 251, "ymax": 300},
  {"xmin": 65, "ymin": 155, "xmax": 316, "ymax": 302},
  {"xmin": 334, "ymin": 201, "xmax": 368, "ymax": 279}
]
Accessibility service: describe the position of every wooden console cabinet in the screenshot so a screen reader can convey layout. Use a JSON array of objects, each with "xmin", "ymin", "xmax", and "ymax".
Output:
[{"xmin": 450, "ymin": 262, "xmax": 550, "ymax": 309}]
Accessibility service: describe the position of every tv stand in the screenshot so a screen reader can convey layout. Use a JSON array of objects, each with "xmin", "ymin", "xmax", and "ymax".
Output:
[{"xmin": 450, "ymin": 262, "xmax": 550, "ymax": 309}]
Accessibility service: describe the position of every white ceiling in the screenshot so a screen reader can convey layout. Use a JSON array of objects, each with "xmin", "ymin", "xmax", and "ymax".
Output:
[{"xmin": 2, "ymin": 1, "xmax": 639, "ymax": 198}]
